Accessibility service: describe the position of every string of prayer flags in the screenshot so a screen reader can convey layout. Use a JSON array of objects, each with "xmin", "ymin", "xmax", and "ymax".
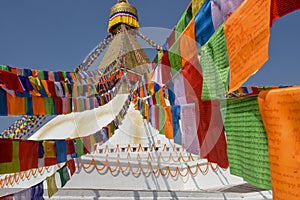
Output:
[
  {"xmin": 199, "ymin": 24, "xmax": 229, "ymax": 100},
  {"xmin": 0, "ymin": 94, "xmax": 131, "ymax": 175},
  {"xmin": 223, "ymin": 96, "xmax": 271, "ymax": 189},
  {"xmin": 224, "ymin": 0, "xmax": 271, "ymax": 93},
  {"xmin": 1, "ymin": 181, "xmax": 44, "ymax": 200},
  {"xmin": 0, "ymin": 115, "xmax": 46, "ymax": 139},
  {"xmin": 0, "ymin": 74, "xmax": 123, "ymax": 116},
  {"xmin": 258, "ymin": 87, "xmax": 300, "ymax": 199}
]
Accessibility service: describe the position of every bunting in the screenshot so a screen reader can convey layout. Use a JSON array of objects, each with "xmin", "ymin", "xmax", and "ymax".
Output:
[{"xmin": 0, "ymin": 94, "xmax": 132, "ymax": 175}]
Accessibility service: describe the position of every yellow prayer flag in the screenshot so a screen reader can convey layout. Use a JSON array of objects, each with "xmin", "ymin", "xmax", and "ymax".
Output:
[
  {"xmin": 43, "ymin": 141, "xmax": 56, "ymax": 158},
  {"xmin": 46, "ymin": 174, "xmax": 58, "ymax": 198},
  {"xmin": 192, "ymin": 0, "xmax": 205, "ymax": 16}
]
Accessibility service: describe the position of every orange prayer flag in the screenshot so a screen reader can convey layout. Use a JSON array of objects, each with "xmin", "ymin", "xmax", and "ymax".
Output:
[
  {"xmin": 6, "ymin": 94, "xmax": 25, "ymax": 115},
  {"xmin": 224, "ymin": 0, "xmax": 271, "ymax": 93},
  {"xmin": 31, "ymin": 70, "xmax": 39, "ymax": 77},
  {"xmin": 159, "ymin": 89, "xmax": 167, "ymax": 107},
  {"xmin": 41, "ymin": 80, "xmax": 51, "ymax": 97},
  {"xmin": 179, "ymin": 18, "xmax": 198, "ymax": 68},
  {"xmin": 164, "ymin": 106, "xmax": 174, "ymax": 139},
  {"xmin": 258, "ymin": 87, "xmax": 300, "ymax": 200},
  {"xmin": 32, "ymin": 96, "xmax": 46, "ymax": 115}
]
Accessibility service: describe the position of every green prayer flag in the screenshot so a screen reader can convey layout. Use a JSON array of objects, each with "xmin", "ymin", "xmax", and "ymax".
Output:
[
  {"xmin": 44, "ymin": 97, "xmax": 55, "ymax": 115},
  {"xmin": 75, "ymin": 138, "xmax": 84, "ymax": 157},
  {"xmin": 90, "ymin": 134, "xmax": 97, "ymax": 147},
  {"xmin": 58, "ymin": 165, "xmax": 70, "ymax": 187},
  {"xmin": 168, "ymin": 40, "xmax": 182, "ymax": 74},
  {"xmin": 176, "ymin": 11, "xmax": 188, "ymax": 39},
  {"xmin": 158, "ymin": 105, "xmax": 165, "ymax": 135},
  {"xmin": 78, "ymin": 98, "xmax": 84, "ymax": 112},
  {"xmin": 222, "ymin": 96, "xmax": 272, "ymax": 189},
  {"xmin": 110, "ymin": 122, "xmax": 115, "ymax": 136},
  {"xmin": 38, "ymin": 70, "xmax": 45, "ymax": 80},
  {"xmin": 199, "ymin": 25, "xmax": 229, "ymax": 100},
  {"xmin": 155, "ymin": 91, "xmax": 161, "ymax": 105},
  {"xmin": 46, "ymin": 174, "xmax": 58, "ymax": 198},
  {"xmin": 175, "ymin": 5, "xmax": 193, "ymax": 39},
  {"xmin": 0, "ymin": 65, "xmax": 9, "ymax": 71},
  {"xmin": 62, "ymin": 71, "xmax": 67, "ymax": 81}
]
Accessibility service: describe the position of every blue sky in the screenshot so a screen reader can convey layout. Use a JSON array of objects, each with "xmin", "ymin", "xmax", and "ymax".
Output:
[{"xmin": 0, "ymin": 0, "xmax": 299, "ymax": 128}]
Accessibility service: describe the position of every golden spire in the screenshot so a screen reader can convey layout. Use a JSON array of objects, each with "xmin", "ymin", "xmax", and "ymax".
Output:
[
  {"xmin": 109, "ymin": 0, "xmax": 138, "ymax": 18},
  {"xmin": 108, "ymin": 0, "xmax": 139, "ymax": 33}
]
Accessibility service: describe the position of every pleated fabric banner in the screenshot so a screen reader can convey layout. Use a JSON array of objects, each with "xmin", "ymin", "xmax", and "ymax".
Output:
[
  {"xmin": 199, "ymin": 24, "xmax": 229, "ymax": 100},
  {"xmin": 258, "ymin": 87, "xmax": 300, "ymax": 200},
  {"xmin": 223, "ymin": 96, "xmax": 271, "ymax": 189},
  {"xmin": 224, "ymin": 0, "xmax": 271, "ymax": 93}
]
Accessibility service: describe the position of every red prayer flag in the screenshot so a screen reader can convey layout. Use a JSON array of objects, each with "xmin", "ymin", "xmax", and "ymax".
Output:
[
  {"xmin": 271, "ymin": 0, "xmax": 300, "ymax": 26},
  {"xmin": 0, "ymin": 140, "xmax": 12, "ymax": 163},
  {"xmin": 19, "ymin": 140, "xmax": 39, "ymax": 171}
]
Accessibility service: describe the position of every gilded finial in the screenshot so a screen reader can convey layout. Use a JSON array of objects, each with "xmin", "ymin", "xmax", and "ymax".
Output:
[{"xmin": 108, "ymin": 0, "xmax": 139, "ymax": 33}]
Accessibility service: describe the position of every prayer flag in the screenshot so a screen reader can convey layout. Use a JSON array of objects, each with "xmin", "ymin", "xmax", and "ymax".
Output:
[
  {"xmin": 58, "ymin": 165, "xmax": 70, "ymax": 187},
  {"xmin": 199, "ymin": 24, "xmax": 229, "ymax": 100},
  {"xmin": 46, "ymin": 174, "xmax": 58, "ymax": 198},
  {"xmin": 195, "ymin": 0, "xmax": 214, "ymax": 47},
  {"xmin": 0, "ymin": 140, "xmax": 20, "ymax": 174},
  {"xmin": 181, "ymin": 103, "xmax": 200, "ymax": 154},
  {"xmin": 258, "ymin": 87, "xmax": 300, "ymax": 199},
  {"xmin": 224, "ymin": 0, "xmax": 271, "ymax": 93},
  {"xmin": 224, "ymin": 96, "xmax": 271, "ymax": 189},
  {"xmin": 55, "ymin": 140, "xmax": 67, "ymax": 163}
]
